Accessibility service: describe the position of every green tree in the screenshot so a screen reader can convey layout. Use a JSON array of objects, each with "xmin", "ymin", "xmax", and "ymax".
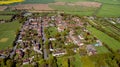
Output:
[
  {"xmin": 48, "ymin": 55, "xmax": 58, "ymax": 67},
  {"xmin": 6, "ymin": 59, "xmax": 14, "ymax": 67},
  {"xmin": 62, "ymin": 58, "xmax": 68, "ymax": 67}
]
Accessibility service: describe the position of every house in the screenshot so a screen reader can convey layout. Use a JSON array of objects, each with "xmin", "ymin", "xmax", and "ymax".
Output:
[
  {"xmin": 57, "ymin": 24, "xmax": 65, "ymax": 32},
  {"xmin": 16, "ymin": 50, "xmax": 24, "ymax": 58},
  {"xmin": 23, "ymin": 59, "xmax": 30, "ymax": 65},
  {"xmin": 49, "ymin": 38, "xmax": 56, "ymax": 41},
  {"xmin": 31, "ymin": 22, "xmax": 38, "ymax": 25},
  {"xmin": 86, "ymin": 45, "xmax": 97, "ymax": 56},
  {"xmin": 96, "ymin": 40, "xmax": 102, "ymax": 46},
  {"xmin": 0, "ymin": 50, "xmax": 4, "ymax": 54},
  {"xmin": 23, "ymin": 12, "xmax": 32, "ymax": 17},
  {"xmin": 33, "ymin": 45, "xmax": 42, "ymax": 54},
  {"xmin": 52, "ymin": 49, "xmax": 66, "ymax": 56},
  {"xmin": 49, "ymin": 44, "xmax": 54, "ymax": 51},
  {"xmin": 78, "ymin": 35, "xmax": 84, "ymax": 40}
]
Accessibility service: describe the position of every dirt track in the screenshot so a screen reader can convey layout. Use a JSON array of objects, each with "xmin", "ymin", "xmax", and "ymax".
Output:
[
  {"xmin": 50, "ymin": 2, "xmax": 101, "ymax": 7},
  {"xmin": 74, "ymin": 2, "xmax": 101, "ymax": 7},
  {"xmin": 11, "ymin": 4, "xmax": 54, "ymax": 10},
  {"xmin": 0, "ymin": 6, "xmax": 7, "ymax": 11},
  {"xmin": 0, "ymin": 1, "xmax": 101, "ymax": 11}
]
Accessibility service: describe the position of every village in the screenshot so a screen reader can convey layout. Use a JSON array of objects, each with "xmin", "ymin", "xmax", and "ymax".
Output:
[
  {"xmin": 2, "ymin": 13, "xmax": 102, "ymax": 66},
  {"xmin": 0, "ymin": 0, "xmax": 120, "ymax": 66},
  {"xmin": 0, "ymin": 11, "xmax": 120, "ymax": 66}
]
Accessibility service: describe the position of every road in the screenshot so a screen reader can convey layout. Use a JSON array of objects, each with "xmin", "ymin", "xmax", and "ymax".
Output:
[{"xmin": 41, "ymin": 18, "xmax": 48, "ymax": 60}]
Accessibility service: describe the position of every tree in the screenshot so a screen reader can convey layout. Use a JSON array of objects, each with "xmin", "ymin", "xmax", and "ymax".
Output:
[
  {"xmin": 62, "ymin": 58, "xmax": 68, "ymax": 67},
  {"xmin": 48, "ymin": 55, "xmax": 58, "ymax": 67},
  {"xmin": 6, "ymin": 59, "xmax": 14, "ymax": 67},
  {"xmin": 0, "ymin": 59, "xmax": 5, "ymax": 67},
  {"xmin": 38, "ymin": 59, "xmax": 47, "ymax": 67}
]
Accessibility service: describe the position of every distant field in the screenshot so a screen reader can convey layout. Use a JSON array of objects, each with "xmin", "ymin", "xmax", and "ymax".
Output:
[
  {"xmin": 88, "ymin": 27, "xmax": 120, "ymax": 51},
  {"xmin": 55, "ymin": 0, "xmax": 120, "ymax": 4},
  {"xmin": 21, "ymin": 0, "xmax": 54, "ymax": 4},
  {"xmin": 0, "ymin": 0, "xmax": 120, "ymax": 17},
  {"xmin": 0, "ymin": 0, "xmax": 24, "ymax": 4},
  {"xmin": 97, "ymin": 4, "xmax": 120, "ymax": 17},
  {"xmin": 49, "ymin": 3, "xmax": 98, "ymax": 16},
  {"xmin": 0, "ymin": 21, "xmax": 21, "ymax": 49}
]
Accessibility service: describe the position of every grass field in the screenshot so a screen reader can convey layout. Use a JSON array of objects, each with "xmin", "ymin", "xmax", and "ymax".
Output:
[
  {"xmin": 88, "ymin": 27, "xmax": 120, "ymax": 51},
  {"xmin": 49, "ymin": 4, "xmax": 97, "ymax": 16},
  {"xmin": 57, "ymin": 54, "xmax": 82, "ymax": 67},
  {"xmin": 0, "ymin": 15, "xmax": 12, "ymax": 20},
  {"xmin": 96, "ymin": 4, "xmax": 120, "ymax": 17},
  {"xmin": 0, "ymin": 20, "xmax": 21, "ymax": 49},
  {"xmin": 96, "ymin": 46, "xmax": 110, "ymax": 54},
  {"xmin": 0, "ymin": 11, "xmax": 18, "ymax": 15}
]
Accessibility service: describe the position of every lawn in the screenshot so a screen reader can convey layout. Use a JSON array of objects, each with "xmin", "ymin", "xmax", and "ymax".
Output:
[
  {"xmin": 96, "ymin": 4, "xmax": 120, "ymax": 17},
  {"xmin": 88, "ymin": 27, "xmax": 120, "ymax": 51},
  {"xmin": 0, "ymin": 20, "xmax": 21, "ymax": 49},
  {"xmin": 44, "ymin": 26, "xmax": 58, "ymax": 38}
]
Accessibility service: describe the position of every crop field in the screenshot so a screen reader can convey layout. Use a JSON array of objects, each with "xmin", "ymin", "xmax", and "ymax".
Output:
[
  {"xmin": 0, "ymin": 0, "xmax": 120, "ymax": 17},
  {"xmin": 21, "ymin": 0, "xmax": 54, "ymax": 4},
  {"xmin": 93, "ymin": 18, "xmax": 120, "ymax": 39},
  {"xmin": 0, "ymin": 20, "xmax": 21, "ymax": 49},
  {"xmin": 0, "ymin": 0, "xmax": 24, "ymax": 4},
  {"xmin": 88, "ymin": 27, "xmax": 120, "ymax": 51}
]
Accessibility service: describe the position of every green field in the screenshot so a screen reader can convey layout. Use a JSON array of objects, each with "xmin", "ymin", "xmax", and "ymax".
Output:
[
  {"xmin": 0, "ymin": 15, "xmax": 12, "ymax": 20},
  {"xmin": 97, "ymin": 4, "xmax": 120, "ymax": 17},
  {"xmin": 96, "ymin": 46, "xmax": 110, "ymax": 54},
  {"xmin": 50, "ymin": 0, "xmax": 120, "ymax": 17},
  {"xmin": 88, "ymin": 27, "xmax": 120, "ymax": 51},
  {"xmin": 0, "ymin": 20, "xmax": 21, "ymax": 49},
  {"xmin": 1, "ymin": 0, "xmax": 120, "ymax": 17},
  {"xmin": 0, "ymin": 11, "xmax": 18, "ymax": 15},
  {"xmin": 49, "ymin": 4, "xmax": 97, "ymax": 16}
]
